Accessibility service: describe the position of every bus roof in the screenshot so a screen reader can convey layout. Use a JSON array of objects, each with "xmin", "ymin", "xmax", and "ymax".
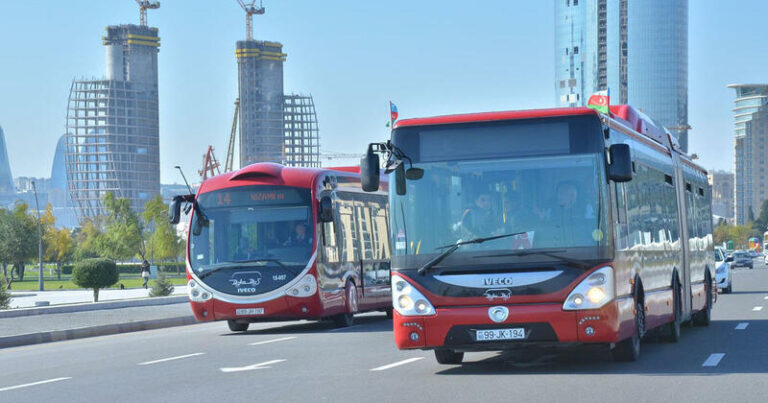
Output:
[
  {"xmin": 197, "ymin": 163, "xmax": 360, "ymax": 194},
  {"xmin": 393, "ymin": 105, "xmax": 707, "ymax": 175}
]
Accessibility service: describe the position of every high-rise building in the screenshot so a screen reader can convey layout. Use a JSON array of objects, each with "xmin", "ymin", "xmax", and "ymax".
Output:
[
  {"xmin": 708, "ymin": 170, "xmax": 734, "ymax": 222},
  {"xmin": 0, "ymin": 125, "xmax": 14, "ymax": 193},
  {"xmin": 554, "ymin": 0, "xmax": 688, "ymax": 151},
  {"xmin": 66, "ymin": 24, "xmax": 160, "ymax": 217},
  {"xmin": 729, "ymin": 84, "xmax": 768, "ymax": 225},
  {"xmin": 283, "ymin": 94, "xmax": 320, "ymax": 168},
  {"xmin": 236, "ymin": 40, "xmax": 286, "ymax": 167}
]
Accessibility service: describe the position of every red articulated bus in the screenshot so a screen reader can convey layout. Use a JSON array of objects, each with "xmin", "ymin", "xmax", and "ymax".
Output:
[
  {"xmin": 361, "ymin": 105, "xmax": 715, "ymax": 364},
  {"xmin": 170, "ymin": 163, "xmax": 391, "ymax": 331}
]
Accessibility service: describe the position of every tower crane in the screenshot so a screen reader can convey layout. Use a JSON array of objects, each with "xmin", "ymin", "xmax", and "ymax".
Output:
[
  {"xmin": 236, "ymin": 0, "xmax": 265, "ymax": 41},
  {"xmin": 133, "ymin": 0, "xmax": 160, "ymax": 27},
  {"xmin": 199, "ymin": 146, "xmax": 221, "ymax": 180},
  {"xmin": 225, "ymin": 98, "xmax": 240, "ymax": 172}
]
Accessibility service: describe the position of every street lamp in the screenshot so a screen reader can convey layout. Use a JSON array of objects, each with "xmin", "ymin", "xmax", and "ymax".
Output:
[{"xmin": 31, "ymin": 181, "xmax": 44, "ymax": 291}]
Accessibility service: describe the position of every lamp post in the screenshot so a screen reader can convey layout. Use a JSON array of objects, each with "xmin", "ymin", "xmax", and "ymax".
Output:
[{"xmin": 31, "ymin": 181, "xmax": 44, "ymax": 291}]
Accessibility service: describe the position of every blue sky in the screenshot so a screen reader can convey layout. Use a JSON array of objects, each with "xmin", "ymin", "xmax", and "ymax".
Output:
[{"xmin": 0, "ymin": 0, "xmax": 766, "ymax": 183}]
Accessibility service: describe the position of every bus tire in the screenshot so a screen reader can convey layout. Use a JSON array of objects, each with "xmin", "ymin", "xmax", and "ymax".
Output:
[
  {"xmin": 333, "ymin": 282, "xmax": 358, "ymax": 327},
  {"xmin": 434, "ymin": 349, "xmax": 464, "ymax": 365},
  {"xmin": 663, "ymin": 277, "xmax": 682, "ymax": 343},
  {"xmin": 692, "ymin": 276, "xmax": 712, "ymax": 326},
  {"xmin": 613, "ymin": 293, "xmax": 644, "ymax": 362},
  {"xmin": 227, "ymin": 320, "xmax": 249, "ymax": 332}
]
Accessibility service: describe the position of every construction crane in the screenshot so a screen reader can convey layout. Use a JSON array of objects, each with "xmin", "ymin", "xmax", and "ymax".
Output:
[
  {"xmin": 320, "ymin": 151, "xmax": 361, "ymax": 163},
  {"xmin": 236, "ymin": 0, "xmax": 266, "ymax": 41},
  {"xmin": 199, "ymin": 146, "xmax": 221, "ymax": 180},
  {"xmin": 225, "ymin": 98, "xmax": 240, "ymax": 172},
  {"xmin": 133, "ymin": 0, "xmax": 160, "ymax": 27}
]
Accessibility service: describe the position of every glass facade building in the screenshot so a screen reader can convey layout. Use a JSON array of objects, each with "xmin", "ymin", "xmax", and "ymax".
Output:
[
  {"xmin": 554, "ymin": 0, "xmax": 688, "ymax": 151},
  {"xmin": 0, "ymin": 125, "xmax": 14, "ymax": 193},
  {"xmin": 729, "ymin": 84, "xmax": 768, "ymax": 225}
]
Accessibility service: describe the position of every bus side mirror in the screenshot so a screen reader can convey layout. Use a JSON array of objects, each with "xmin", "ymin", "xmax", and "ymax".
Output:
[
  {"xmin": 395, "ymin": 164, "xmax": 407, "ymax": 195},
  {"xmin": 319, "ymin": 196, "xmax": 333, "ymax": 222},
  {"xmin": 725, "ymin": 256, "xmax": 734, "ymax": 263},
  {"xmin": 169, "ymin": 196, "xmax": 183, "ymax": 224},
  {"xmin": 361, "ymin": 147, "xmax": 380, "ymax": 192},
  {"xmin": 608, "ymin": 144, "xmax": 632, "ymax": 182}
]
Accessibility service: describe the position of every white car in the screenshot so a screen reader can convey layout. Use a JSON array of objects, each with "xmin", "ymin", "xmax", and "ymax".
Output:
[{"xmin": 715, "ymin": 248, "xmax": 732, "ymax": 293}]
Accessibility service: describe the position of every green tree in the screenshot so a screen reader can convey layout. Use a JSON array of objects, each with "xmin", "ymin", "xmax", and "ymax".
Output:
[
  {"xmin": 72, "ymin": 218, "xmax": 105, "ymax": 260},
  {"xmin": 101, "ymin": 193, "xmax": 145, "ymax": 261},
  {"xmin": 149, "ymin": 272, "xmax": 175, "ymax": 297},
  {"xmin": 0, "ymin": 275, "xmax": 10, "ymax": 309},
  {"xmin": 72, "ymin": 258, "xmax": 119, "ymax": 302},
  {"xmin": 0, "ymin": 203, "xmax": 37, "ymax": 282},
  {"xmin": 142, "ymin": 195, "xmax": 181, "ymax": 263}
]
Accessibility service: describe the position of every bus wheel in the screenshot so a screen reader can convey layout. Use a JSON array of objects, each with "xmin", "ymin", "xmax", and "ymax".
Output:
[
  {"xmin": 434, "ymin": 349, "xmax": 464, "ymax": 365},
  {"xmin": 333, "ymin": 282, "xmax": 358, "ymax": 327},
  {"xmin": 663, "ymin": 278, "xmax": 682, "ymax": 342},
  {"xmin": 613, "ymin": 298, "xmax": 644, "ymax": 362},
  {"xmin": 692, "ymin": 278, "xmax": 712, "ymax": 326},
  {"xmin": 227, "ymin": 320, "xmax": 249, "ymax": 332}
]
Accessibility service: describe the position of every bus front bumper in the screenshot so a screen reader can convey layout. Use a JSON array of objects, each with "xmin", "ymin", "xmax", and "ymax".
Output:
[
  {"xmin": 189, "ymin": 295, "xmax": 322, "ymax": 322},
  {"xmin": 393, "ymin": 297, "xmax": 634, "ymax": 351}
]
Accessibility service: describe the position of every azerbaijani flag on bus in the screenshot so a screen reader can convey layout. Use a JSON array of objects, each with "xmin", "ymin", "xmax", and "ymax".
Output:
[
  {"xmin": 390, "ymin": 101, "xmax": 399, "ymax": 125},
  {"xmin": 587, "ymin": 89, "xmax": 610, "ymax": 114}
]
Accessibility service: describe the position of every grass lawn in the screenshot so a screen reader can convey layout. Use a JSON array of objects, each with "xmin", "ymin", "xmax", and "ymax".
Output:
[{"xmin": 8, "ymin": 277, "xmax": 187, "ymax": 291}]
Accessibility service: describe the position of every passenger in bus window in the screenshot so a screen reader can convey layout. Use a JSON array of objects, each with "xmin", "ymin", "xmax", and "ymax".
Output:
[
  {"xmin": 460, "ymin": 192, "xmax": 502, "ymax": 239},
  {"xmin": 284, "ymin": 222, "xmax": 313, "ymax": 246}
]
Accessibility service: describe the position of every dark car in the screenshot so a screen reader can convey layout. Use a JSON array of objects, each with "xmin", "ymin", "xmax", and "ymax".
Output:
[{"xmin": 731, "ymin": 251, "xmax": 753, "ymax": 269}]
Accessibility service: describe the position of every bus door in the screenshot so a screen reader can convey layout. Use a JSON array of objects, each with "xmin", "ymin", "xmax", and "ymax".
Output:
[{"xmin": 673, "ymin": 160, "xmax": 693, "ymax": 318}]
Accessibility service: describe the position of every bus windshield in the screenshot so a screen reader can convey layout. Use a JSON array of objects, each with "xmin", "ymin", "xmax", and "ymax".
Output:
[
  {"xmin": 390, "ymin": 116, "xmax": 611, "ymax": 269},
  {"xmin": 189, "ymin": 185, "xmax": 314, "ymax": 279}
]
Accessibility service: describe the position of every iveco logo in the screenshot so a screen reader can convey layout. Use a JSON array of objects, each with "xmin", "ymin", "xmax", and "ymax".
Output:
[
  {"xmin": 483, "ymin": 277, "xmax": 514, "ymax": 286},
  {"xmin": 488, "ymin": 306, "xmax": 509, "ymax": 323}
]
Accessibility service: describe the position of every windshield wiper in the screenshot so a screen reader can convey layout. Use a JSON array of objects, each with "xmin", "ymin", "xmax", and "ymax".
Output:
[
  {"xmin": 197, "ymin": 259, "xmax": 287, "ymax": 280},
  {"xmin": 479, "ymin": 249, "xmax": 590, "ymax": 269},
  {"xmin": 417, "ymin": 231, "xmax": 529, "ymax": 275}
]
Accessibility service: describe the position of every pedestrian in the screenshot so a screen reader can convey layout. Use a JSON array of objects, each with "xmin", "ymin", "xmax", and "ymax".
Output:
[{"xmin": 141, "ymin": 260, "xmax": 151, "ymax": 289}]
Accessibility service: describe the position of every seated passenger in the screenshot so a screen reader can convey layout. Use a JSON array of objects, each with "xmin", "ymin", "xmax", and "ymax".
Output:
[{"xmin": 284, "ymin": 222, "xmax": 313, "ymax": 246}]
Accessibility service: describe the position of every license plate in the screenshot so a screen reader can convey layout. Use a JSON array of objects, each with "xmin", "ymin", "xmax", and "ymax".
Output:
[
  {"xmin": 475, "ymin": 328, "xmax": 525, "ymax": 341},
  {"xmin": 236, "ymin": 308, "xmax": 264, "ymax": 316}
]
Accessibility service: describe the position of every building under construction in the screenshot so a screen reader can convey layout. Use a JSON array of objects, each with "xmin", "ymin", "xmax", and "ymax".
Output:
[
  {"xmin": 234, "ymin": 1, "xmax": 320, "ymax": 169},
  {"xmin": 65, "ymin": 24, "xmax": 161, "ymax": 217}
]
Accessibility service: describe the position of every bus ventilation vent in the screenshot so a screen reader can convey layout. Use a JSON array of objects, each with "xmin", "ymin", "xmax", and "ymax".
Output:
[{"xmin": 229, "ymin": 163, "xmax": 284, "ymax": 181}]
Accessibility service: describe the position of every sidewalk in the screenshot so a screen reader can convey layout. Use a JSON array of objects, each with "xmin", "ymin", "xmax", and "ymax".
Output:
[{"xmin": 8, "ymin": 286, "xmax": 188, "ymax": 308}]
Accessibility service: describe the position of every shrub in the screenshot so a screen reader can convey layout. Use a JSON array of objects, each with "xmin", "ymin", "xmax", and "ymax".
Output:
[
  {"xmin": 72, "ymin": 258, "xmax": 119, "ymax": 302},
  {"xmin": 149, "ymin": 272, "xmax": 175, "ymax": 297},
  {"xmin": 0, "ymin": 277, "xmax": 10, "ymax": 309}
]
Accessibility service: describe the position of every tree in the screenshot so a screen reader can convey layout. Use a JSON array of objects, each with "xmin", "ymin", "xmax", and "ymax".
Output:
[
  {"xmin": 72, "ymin": 218, "xmax": 105, "ymax": 261},
  {"xmin": 101, "ymin": 192, "xmax": 145, "ymax": 261},
  {"xmin": 149, "ymin": 272, "xmax": 175, "ymax": 297},
  {"xmin": 142, "ymin": 195, "xmax": 182, "ymax": 263},
  {"xmin": 72, "ymin": 258, "xmax": 119, "ymax": 302},
  {"xmin": 0, "ymin": 203, "xmax": 37, "ymax": 282},
  {"xmin": 0, "ymin": 275, "xmax": 10, "ymax": 309},
  {"xmin": 44, "ymin": 227, "xmax": 74, "ymax": 280}
]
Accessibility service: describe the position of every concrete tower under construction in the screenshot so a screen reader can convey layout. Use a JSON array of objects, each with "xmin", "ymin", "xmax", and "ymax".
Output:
[
  {"xmin": 236, "ymin": 40, "xmax": 286, "ymax": 166},
  {"xmin": 66, "ymin": 24, "xmax": 161, "ymax": 217}
]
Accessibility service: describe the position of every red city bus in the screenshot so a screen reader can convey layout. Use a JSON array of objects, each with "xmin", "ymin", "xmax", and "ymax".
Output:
[
  {"xmin": 361, "ymin": 105, "xmax": 715, "ymax": 363},
  {"xmin": 170, "ymin": 163, "xmax": 391, "ymax": 331}
]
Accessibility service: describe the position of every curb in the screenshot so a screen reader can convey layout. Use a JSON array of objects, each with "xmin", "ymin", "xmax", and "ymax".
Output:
[
  {"xmin": 0, "ymin": 316, "xmax": 199, "ymax": 349},
  {"xmin": 0, "ymin": 295, "xmax": 189, "ymax": 319}
]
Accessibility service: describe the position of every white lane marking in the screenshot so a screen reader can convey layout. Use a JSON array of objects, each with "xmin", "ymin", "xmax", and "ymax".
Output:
[
  {"xmin": 327, "ymin": 325, "xmax": 361, "ymax": 332},
  {"xmin": 220, "ymin": 359, "xmax": 286, "ymax": 373},
  {"xmin": 752, "ymin": 306, "xmax": 763, "ymax": 311},
  {"xmin": 138, "ymin": 353, "xmax": 205, "ymax": 366},
  {"xmin": 0, "ymin": 377, "xmax": 72, "ymax": 392},
  {"xmin": 370, "ymin": 357, "xmax": 425, "ymax": 371},
  {"xmin": 702, "ymin": 353, "xmax": 725, "ymax": 367},
  {"xmin": 249, "ymin": 336, "xmax": 296, "ymax": 346},
  {"xmin": 735, "ymin": 322, "xmax": 749, "ymax": 330}
]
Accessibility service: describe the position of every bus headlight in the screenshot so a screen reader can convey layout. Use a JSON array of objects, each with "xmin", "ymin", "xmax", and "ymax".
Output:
[
  {"xmin": 285, "ymin": 274, "xmax": 317, "ymax": 298},
  {"xmin": 188, "ymin": 279, "xmax": 213, "ymax": 302},
  {"xmin": 392, "ymin": 274, "xmax": 435, "ymax": 316},
  {"xmin": 563, "ymin": 266, "xmax": 614, "ymax": 310}
]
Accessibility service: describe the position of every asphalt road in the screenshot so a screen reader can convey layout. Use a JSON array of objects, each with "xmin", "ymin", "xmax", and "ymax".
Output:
[{"xmin": 2, "ymin": 263, "xmax": 768, "ymax": 403}]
